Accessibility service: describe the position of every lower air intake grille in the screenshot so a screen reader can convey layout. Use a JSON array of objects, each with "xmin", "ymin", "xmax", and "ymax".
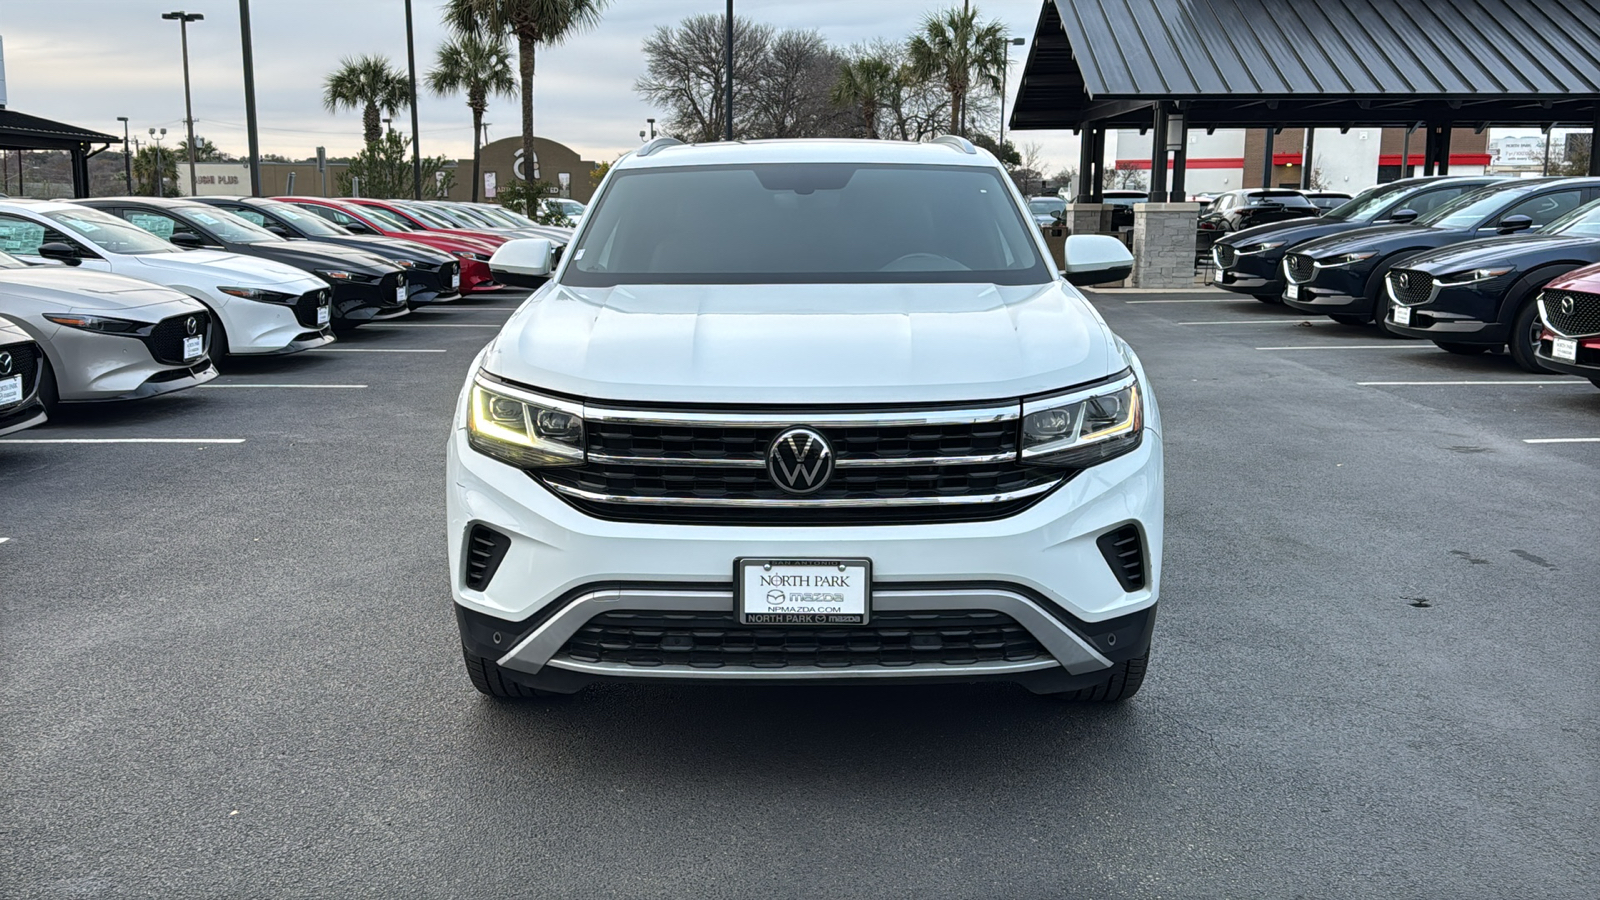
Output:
[
  {"xmin": 463, "ymin": 525, "xmax": 511, "ymax": 591},
  {"xmin": 1097, "ymin": 524, "xmax": 1146, "ymax": 592},
  {"xmin": 559, "ymin": 609, "xmax": 1046, "ymax": 670},
  {"xmin": 145, "ymin": 312, "xmax": 210, "ymax": 365}
]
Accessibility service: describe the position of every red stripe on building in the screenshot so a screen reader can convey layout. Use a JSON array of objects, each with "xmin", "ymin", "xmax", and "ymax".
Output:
[
  {"xmin": 1378, "ymin": 153, "xmax": 1492, "ymax": 166},
  {"xmin": 1116, "ymin": 157, "xmax": 1245, "ymax": 170}
]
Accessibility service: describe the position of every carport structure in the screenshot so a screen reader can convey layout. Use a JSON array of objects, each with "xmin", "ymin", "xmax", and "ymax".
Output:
[
  {"xmin": 0, "ymin": 109, "xmax": 120, "ymax": 198},
  {"xmin": 1010, "ymin": 0, "xmax": 1600, "ymax": 202}
]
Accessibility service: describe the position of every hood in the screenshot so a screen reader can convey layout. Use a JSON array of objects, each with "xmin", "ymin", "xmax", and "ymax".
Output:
[
  {"xmin": 409, "ymin": 232, "xmax": 499, "ymax": 255},
  {"xmin": 1220, "ymin": 216, "xmax": 1369, "ymax": 248},
  {"xmin": 433, "ymin": 228, "xmax": 507, "ymax": 246},
  {"xmin": 0, "ymin": 316, "xmax": 34, "ymax": 343},
  {"xmin": 322, "ymin": 234, "xmax": 454, "ymax": 263},
  {"xmin": 245, "ymin": 240, "xmax": 400, "ymax": 273},
  {"xmin": 0, "ymin": 267, "xmax": 194, "ymax": 311},
  {"xmin": 1546, "ymin": 260, "xmax": 1600, "ymax": 293},
  {"xmin": 1398, "ymin": 233, "xmax": 1600, "ymax": 273},
  {"xmin": 128, "ymin": 250, "xmax": 318, "ymax": 286},
  {"xmin": 1295, "ymin": 223, "xmax": 1444, "ymax": 259},
  {"xmin": 480, "ymin": 282, "xmax": 1116, "ymax": 405}
]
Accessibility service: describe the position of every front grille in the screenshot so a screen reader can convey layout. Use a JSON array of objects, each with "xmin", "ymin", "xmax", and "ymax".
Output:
[
  {"xmin": 1387, "ymin": 268, "xmax": 1435, "ymax": 306},
  {"xmin": 1540, "ymin": 289, "xmax": 1600, "ymax": 337},
  {"xmin": 145, "ymin": 312, "xmax": 210, "ymax": 365},
  {"xmin": 1212, "ymin": 244, "xmax": 1237, "ymax": 269},
  {"xmin": 0, "ymin": 340, "xmax": 41, "ymax": 408},
  {"xmin": 292, "ymin": 289, "xmax": 331, "ymax": 327},
  {"xmin": 1284, "ymin": 253, "xmax": 1316, "ymax": 284},
  {"xmin": 1097, "ymin": 524, "xmax": 1147, "ymax": 592},
  {"xmin": 533, "ymin": 405, "xmax": 1064, "ymax": 526},
  {"xmin": 463, "ymin": 524, "xmax": 511, "ymax": 591},
  {"xmin": 559, "ymin": 609, "xmax": 1047, "ymax": 670}
]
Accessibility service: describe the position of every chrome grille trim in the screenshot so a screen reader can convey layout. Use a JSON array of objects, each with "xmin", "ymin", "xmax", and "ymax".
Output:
[
  {"xmin": 1539, "ymin": 290, "xmax": 1600, "ymax": 338},
  {"xmin": 539, "ymin": 478, "xmax": 1061, "ymax": 508},
  {"xmin": 585, "ymin": 451, "xmax": 1019, "ymax": 469},
  {"xmin": 584, "ymin": 403, "xmax": 1020, "ymax": 428}
]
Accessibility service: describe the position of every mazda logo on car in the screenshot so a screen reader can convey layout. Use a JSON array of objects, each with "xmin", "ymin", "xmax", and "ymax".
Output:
[
  {"xmin": 1397, "ymin": 272, "xmax": 1410, "ymax": 289},
  {"xmin": 1560, "ymin": 295, "xmax": 1575, "ymax": 316},
  {"xmin": 185, "ymin": 316, "xmax": 199, "ymax": 336},
  {"xmin": 767, "ymin": 427, "xmax": 833, "ymax": 494},
  {"xmin": 0, "ymin": 351, "xmax": 11, "ymax": 376}
]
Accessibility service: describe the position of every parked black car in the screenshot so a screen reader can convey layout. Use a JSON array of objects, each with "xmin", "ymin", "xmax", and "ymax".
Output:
[
  {"xmin": 1281, "ymin": 177, "xmax": 1600, "ymax": 332},
  {"xmin": 1534, "ymin": 263, "xmax": 1600, "ymax": 388},
  {"xmin": 74, "ymin": 198, "xmax": 408, "ymax": 330},
  {"xmin": 1210, "ymin": 176, "xmax": 1504, "ymax": 302},
  {"xmin": 1304, "ymin": 191, "xmax": 1354, "ymax": 213},
  {"xmin": 1383, "ymin": 199, "xmax": 1600, "ymax": 370},
  {"xmin": 1103, "ymin": 190, "xmax": 1147, "ymax": 231},
  {"xmin": 1196, "ymin": 189, "xmax": 1320, "ymax": 264},
  {"xmin": 194, "ymin": 196, "xmax": 462, "ymax": 306}
]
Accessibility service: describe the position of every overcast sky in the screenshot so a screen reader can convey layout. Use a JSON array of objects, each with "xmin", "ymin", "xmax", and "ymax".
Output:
[{"xmin": 1, "ymin": 0, "xmax": 1085, "ymax": 171}]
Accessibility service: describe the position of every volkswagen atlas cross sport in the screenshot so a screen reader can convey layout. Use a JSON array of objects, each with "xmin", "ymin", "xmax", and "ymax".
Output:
[{"xmin": 446, "ymin": 137, "xmax": 1162, "ymax": 702}]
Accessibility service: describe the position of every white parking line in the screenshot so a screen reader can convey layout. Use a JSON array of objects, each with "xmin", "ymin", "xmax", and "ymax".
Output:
[
  {"xmin": 1125, "ymin": 298, "xmax": 1259, "ymax": 304},
  {"xmin": 1358, "ymin": 380, "xmax": 1580, "ymax": 386},
  {"xmin": 0, "ymin": 438, "xmax": 246, "ymax": 444},
  {"xmin": 200, "ymin": 383, "xmax": 369, "ymax": 389},
  {"xmin": 313, "ymin": 348, "xmax": 447, "ymax": 353},
  {"xmin": 1256, "ymin": 344, "xmax": 1434, "ymax": 351},
  {"xmin": 1524, "ymin": 437, "xmax": 1600, "ymax": 444},
  {"xmin": 360, "ymin": 323, "xmax": 501, "ymax": 328},
  {"xmin": 1176, "ymin": 320, "xmax": 1313, "ymax": 326},
  {"xmin": 0, "ymin": 538, "xmax": 8, "ymax": 544}
]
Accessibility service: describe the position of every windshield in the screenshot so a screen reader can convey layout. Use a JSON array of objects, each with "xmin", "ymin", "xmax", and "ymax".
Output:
[
  {"xmin": 439, "ymin": 205, "xmax": 498, "ymax": 226},
  {"xmin": 470, "ymin": 206, "xmax": 524, "ymax": 227},
  {"xmin": 43, "ymin": 208, "xmax": 181, "ymax": 255},
  {"xmin": 176, "ymin": 206, "xmax": 283, "ymax": 244},
  {"xmin": 1029, "ymin": 198, "xmax": 1064, "ymax": 216},
  {"xmin": 396, "ymin": 204, "xmax": 459, "ymax": 229},
  {"xmin": 1321, "ymin": 183, "xmax": 1408, "ymax": 221},
  {"xmin": 260, "ymin": 202, "xmax": 349, "ymax": 237},
  {"xmin": 493, "ymin": 206, "xmax": 537, "ymax": 227},
  {"xmin": 1547, "ymin": 198, "xmax": 1600, "ymax": 237},
  {"xmin": 563, "ymin": 163, "xmax": 1050, "ymax": 286},
  {"xmin": 359, "ymin": 205, "xmax": 417, "ymax": 231},
  {"xmin": 1420, "ymin": 185, "xmax": 1521, "ymax": 228}
]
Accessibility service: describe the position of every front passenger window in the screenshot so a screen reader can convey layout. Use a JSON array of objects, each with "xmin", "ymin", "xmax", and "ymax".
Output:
[{"xmin": 1503, "ymin": 190, "xmax": 1583, "ymax": 227}]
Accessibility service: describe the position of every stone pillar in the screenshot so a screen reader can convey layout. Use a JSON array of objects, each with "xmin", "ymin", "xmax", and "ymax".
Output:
[
  {"xmin": 1060, "ymin": 202, "xmax": 1106, "ymax": 237},
  {"xmin": 1131, "ymin": 202, "xmax": 1202, "ymax": 289}
]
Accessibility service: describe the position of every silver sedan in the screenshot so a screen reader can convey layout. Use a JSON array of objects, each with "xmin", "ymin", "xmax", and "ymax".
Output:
[{"xmin": 0, "ymin": 315, "xmax": 47, "ymax": 435}]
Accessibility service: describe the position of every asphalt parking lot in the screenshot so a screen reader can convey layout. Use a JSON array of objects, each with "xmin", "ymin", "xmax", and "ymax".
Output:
[{"xmin": 3, "ymin": 287, "xmax": 1596, "ymax": 899}]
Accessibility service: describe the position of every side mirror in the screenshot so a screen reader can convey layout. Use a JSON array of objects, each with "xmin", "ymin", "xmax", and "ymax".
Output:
[
  {"xmin": 344, "ymin": 220, "xmax": 376, "ymax": 235},
  {"xmin": 1060, "ymin": 234, "xmax": 1134, "ymax": 286},
  {"xmin": 488, "ymin": 237, "xmax": 555, "ymax": 288},
  {"xmin": 37, "ymin": 241, "xmax": 83, "ymax": 267},
  {"xmin": 266, "ymin": 225, "xmax": 292, "ymax": 239},
  {"xmin": 169, "ymin": 231, "xmax": 205, "ymax": 249},
  {"xmin": 1497, "ymin": 214, "xmax": 1534, "ymax": 234},
  {"xmin": 1388, "ymin": 208, "xmax": 1419, "ymax": 224}
]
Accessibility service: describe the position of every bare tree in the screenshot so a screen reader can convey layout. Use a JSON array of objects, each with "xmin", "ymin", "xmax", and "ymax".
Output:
[
  {"xmin": 747, "ymin": 29, "xmax": 851, "ymax": 139},
  {"xmin": 635, "ymin": 14, "xmax": 773, "ymax": 142},
  {"xmin": 1104, "ymin": 160, "xmax": 1148, "ymax": 191}
]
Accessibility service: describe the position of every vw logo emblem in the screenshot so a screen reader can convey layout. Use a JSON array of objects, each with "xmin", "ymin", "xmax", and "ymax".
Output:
[
  {"xmin": 0, "ymin": 351, "xmax": 11, "ymax": 376},
  {"xmin": 767, "ymin": 427, "xmax": 834, "ymax": 495},
  {"xmin": 185, "ymin": 316, "xmax": 199, "ymax": 336},
  {"xmin": 1560, "ymin": 295, "xmax": 1575, "ymax": 316}
]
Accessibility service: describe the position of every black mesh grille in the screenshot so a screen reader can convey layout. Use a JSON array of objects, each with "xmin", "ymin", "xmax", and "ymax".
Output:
[
  {"xmin": 1387, "ymin": 268, "xmax": 1435, "ymax": 306},
  {"xmin": 1097, "ymin": 524, "xmax": 1146, "ymax": 592},
  {"xmin": 463, "ymin": 525, "xmax": 511, "ymax": 591},
  {"xmin": 144, "ymin": 312, "xmax": 210, "ymax": 365},
  {"xmin": 292, "ymin": 289, "xmax": 331, "ymax": 327},
  {"xmin": 0, "ymin": 340, "xmax": 41, "ymax": 408},
  {"xmin": 1284, "ymin": 253, "xmax": 1316, "ymax": 284},
  {"xmin": 1212, "ymin": 244, "xmax": 1237, "ymax": 269},
  {"xmin": 559, "ymin": 609, "xmax": 1047, "ymax": 670},
  {"xmin": 1541, "ymin": 289, "xmax": 1600, "ymax": 337}
]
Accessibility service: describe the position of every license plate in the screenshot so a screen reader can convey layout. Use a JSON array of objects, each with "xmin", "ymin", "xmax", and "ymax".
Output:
[
  {"xmin": 451, "ymin": 269, "xmax": 461, "ymax": 289},
  {"xmin": 0, "ymin": 374, "xmax": 20, "ymax": 406},
  {"xmin": 737, "ymin": 558, "xmax": 871, "ymax": 625},
  {"xmin": 1552, "ymin": 337, "xmax": 1578, "ymax": 361},
  {"xmin": 1393, "ymin": 305, "xmax": 1412, "ymax": 326},
  {"xmin": 1213, "ymin": 267, "xmax": 1224, "ymax": 282},
  {"xmin": 396, "ymin": 283, "xmax": 408, "ymax": 304},
  {"xmin": 1285, "ymin": 284, "xmax": 1300, "ymax": 301},
  {"xmin": 183, "ymin": 335, "xmax": 204, "ymax": 360},
  {"xmin": 317, "ymin": 305, "xmax": 331, "ymax": 326}
]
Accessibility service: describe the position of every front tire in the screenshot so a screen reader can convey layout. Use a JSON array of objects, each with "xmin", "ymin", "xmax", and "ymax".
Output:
[
  {"xmin": 463, "ymin": 648, "xmax": 558, "ymax": 699},
  {"xmin": 1046, "ymin": 651, "xmax": 1148, "ymax": 702},
  {"xmin": 1508, "ymin": 296, "xmax": 1552, "ymax": 374},
  {"xmin": 1434, "ymin": 341, "xmax": 1491, "ymax": 355}
]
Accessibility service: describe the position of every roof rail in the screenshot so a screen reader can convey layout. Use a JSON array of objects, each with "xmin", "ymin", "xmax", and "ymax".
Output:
[
  {"xmin": 931, "ymin": 135, "xmax": 977, "ymax": 154},
  {"xmin": 636, "ymin": 136, "xmax": 686, "ymax": 158}
]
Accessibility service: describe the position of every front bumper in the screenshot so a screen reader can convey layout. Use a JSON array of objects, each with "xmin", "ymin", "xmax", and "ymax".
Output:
[
  {"xmin": 1535, "ymin": 334, "xmax": 1600, "ymax": 380},
  {"xmin": 1210, "ymin": 246, "xmax": 1287, "ymax": 295},
  {"xmin": 458, "ymin": 258, "xmax": 502, "ymax": 293},
  {"xmin": 0, "ymin": 398, "xmax": 46, "ymax": 436},
  {"xmin": 330, "ymin": 274, "xmax": 411, "ymax": 323},
  {"xmin": 403, "ymin": 262, "xmax": 462, "ymax": 305},
  {"xmin": 39, "ymin": 316, "xmax": 218, "ymax": 401},
  {"xmin": 1281, "ymin": 256, "xmax": 1375, "ymax": 314}
]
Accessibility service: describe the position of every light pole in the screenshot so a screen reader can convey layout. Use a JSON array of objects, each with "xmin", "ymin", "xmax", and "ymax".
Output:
[
  {"xmin": 647, "ymin": 118, "xmax": 657, "ymax": 140},
  {"xmin": 1000, "ymin": 37, "xmax": 1026, "ymax": 150},
  {"xmin": 149, "ymin": 127, "xmax": 168, "ymax": 196},
  {"xmin": 724, "ymin": 0, "xmax": 734, "ymax": 141},
  {"xmin": 404, "ymin": 0, "xmax": 423, "ymax": 200},
  {"xmin": 117, "ymin": 117, "xmax": 133, "ymax": 194},
  {"xmin": 162, "ymin": 11, "xmax": 204, "ymax": 197}
]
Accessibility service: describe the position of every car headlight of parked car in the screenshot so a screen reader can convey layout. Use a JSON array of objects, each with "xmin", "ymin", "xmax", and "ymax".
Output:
[
  {"xmin": 1319, "ymin": 252, "xmax": 1377, "ymax": 268},
  {"xmin": 467, "ymin": 376, "xmax": 586, "ymax": 468},
  {"xmin": 392, "ymin": 258, "xmax": 420, "ymax": 269},
  {"xmin": 219, "ymin": 286, "xmax": 299, "ymax": 304},
  {"xmin": 316, "ymin": 269, "xmax": 379, "ymax": 283},
  {"xmin": 1437, "ymin": 266, "xmax": 1513, "ymax": 285},
  {"xmin": 453, "ymin": 251, "xmax": 491, "ymax": 262},
  {"xmin": 1239, "ymin": 241, "xmax": 1285, "ymax": 254},
  {"xmin": 1020, "ymin": 370, "xmax": 1143, "ymax": 468},
  {"xmin": 42, "ymin": 313, "xmax": 145, "ymax": 334}
]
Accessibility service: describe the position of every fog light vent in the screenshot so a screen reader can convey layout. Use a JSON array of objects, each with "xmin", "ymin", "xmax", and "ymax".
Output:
[
  {"xmin": 1096, "ymin": 524, "xmax": 1146, "ymax": 592},
  {"xmin": 464, "ymin": 525, "xmax": 511, "ymax": 591}
]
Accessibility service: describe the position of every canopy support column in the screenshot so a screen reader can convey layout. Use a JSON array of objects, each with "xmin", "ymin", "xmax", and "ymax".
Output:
[
  {"xmin": 1148, "ymin": 104, "xmax": 1169, "ymax": 201},
  {"xmin": 1168, "ymin": 109, "xmax": 1188, "ymax": 201},
  {"xmin": 1260, "ymin": 127, "xmax": 1275, "ymax": 188},
  {"xmin": 1300, "ymin": 128, "xmax": 1316, "ymax": 189},
  {"xmin": 1076, "ymin": 129, "xmax": 1095, "ymax": 202},
  {"xmin": 1435, "ymin": 126, "xmax": 1453, "ymax": 175},
  {"xmin": 1590, "ymin": 111, "xmax": 1600, "ymax": 176}
]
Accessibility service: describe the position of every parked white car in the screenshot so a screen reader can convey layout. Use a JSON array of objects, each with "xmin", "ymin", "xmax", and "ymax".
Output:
[
  {"xmin": 0, "ymin": 314, "xmax": 48, "ymax": 435},
  {"xmin": 0, "ymin": 200, "xmax": 334, "ymax": 356}
]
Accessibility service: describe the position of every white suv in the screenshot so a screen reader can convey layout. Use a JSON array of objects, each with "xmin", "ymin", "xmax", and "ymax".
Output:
[{"xmin": 447, "ymin": 138, "xmax": 1162, "ymax": 701}]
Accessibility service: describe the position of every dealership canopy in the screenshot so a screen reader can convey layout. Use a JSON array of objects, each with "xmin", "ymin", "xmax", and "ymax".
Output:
[
  {"xmin": 1010, "ymin": 0, "xmax": 1600, "ymax": 199},
  {"xmin": 0, "ymin": 109, "xmax": 120, "ymax": 198}
]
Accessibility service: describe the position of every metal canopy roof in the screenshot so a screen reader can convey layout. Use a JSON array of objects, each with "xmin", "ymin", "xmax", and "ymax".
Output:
[
  {"xmin": 0, "ymin": 109, "xmax": 119, "ymax": 152},
  {"xmin": 1011, "ymin": 0, "xmax": 1600, "ymax": 130}
]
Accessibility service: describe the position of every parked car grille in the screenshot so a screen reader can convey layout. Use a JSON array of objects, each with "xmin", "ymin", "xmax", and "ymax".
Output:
[
  {"xmin": 0, "ymin": 339, "xmax": 41, "ymax": 408},
  {"xmin": 1284, "ymin": 253, "xmax": 1317, "ymax": 284},
  {"xmin": 533, "ymin": 404, "xmax": 1065, "ymax": 526},
  {"xmin": 1387, "ymin": 268, "xmax": 1435, "ymax": 306},
  {"xmin": 1540, "ymin": 289, "xmax": 1600, "ymax": 337},
  {"xmin": 144, "ymin": 312, "xmax": 210, "ymax": 365},
  {"xmin": 558, "ymin": 609, "xmax": 1046, "ymax": 670},
  {"xmin": 1212, "ymin": 244, "xmax": 1237, "ymax": 269},
  {"xmin": 292, "ymin": 289, "xmax": 331, "ymax": 328}
]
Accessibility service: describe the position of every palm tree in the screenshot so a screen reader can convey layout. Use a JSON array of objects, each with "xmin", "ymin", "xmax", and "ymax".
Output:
[
  {"xmin": 906, "ymin": 5, "xmax": 1007, "ymax": 137},
  {"xmin": 323, "ymin": 54, "xmax": 412, "ymax": 148},
  {"xmin": 445, "ymin": 0, "xmax": 610, "ymax": 188},
  {"xmin": 830, "ymin": 53, "xmax": 896, "ymax": 139},
  {"xmin": 428, "ymin": 31, "xmax": 517, "ymax": 201}
]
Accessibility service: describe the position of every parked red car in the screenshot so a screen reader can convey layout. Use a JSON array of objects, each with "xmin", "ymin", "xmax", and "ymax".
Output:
[
  {"xmin": 343, "ymin": 199, "xmax": 511, "ymax": 250},
  {"xmin": 274, "ymin": 197, "xmax": 503, "ymax": 293},
  {"xmin": 1536, "ymin": 260, "xmax": 1600, "ymax": 388}
]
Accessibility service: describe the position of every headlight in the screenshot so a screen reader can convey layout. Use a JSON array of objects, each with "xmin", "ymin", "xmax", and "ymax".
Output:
[
  {"xmin": 1320, "ymin": 252, "xmax": 1377, "ymax": 267},
  {"xmin": 316, "ymin": 269, "xmax": 378, "ymax": 283},
  {"xmin": 392, "ymin": 258, "xmax": 419, "ymax": 269},
  {"xmin": 42, "ymin": 313, "xmax": 144, "ymax": 334},
  {"xmin": 1438, "ymin": 266, "xmax": 1513, "ymax": 285},
  {"xmin": 466, "ymin": 377, "xmax": 585, "ymax": 468},
  {"xmin": 219, "ymin": 286, "xmax": 298, "ymax": 303},
  {"xmin": 453, "ymin": 251, "xmax": 490, "ymax": 261},
  {"xmin": 1020, "ymin": 370, "xmax": 1143, "ymax": 468},
  {"xmin": 1240, "ymin": 241, "xmax": 1285, "ymax": 254}
]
